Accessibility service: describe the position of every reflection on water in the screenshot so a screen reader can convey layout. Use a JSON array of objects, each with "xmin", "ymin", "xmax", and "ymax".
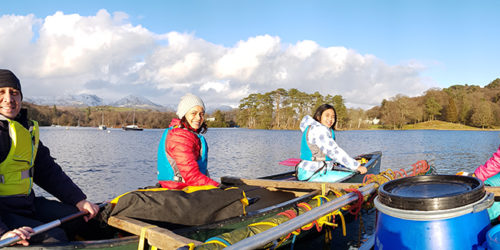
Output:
[{"xmin": 35, "ymin": 127, "xmax": 500, "ymax": 202}]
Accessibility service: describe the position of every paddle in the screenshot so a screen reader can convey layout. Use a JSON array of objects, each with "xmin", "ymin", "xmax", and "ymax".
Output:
[
  {"xmin": 0, "ymin": 202, "xmax": 108, "ymax": 247},
  {"xmin": 279, "ymin": 155, "xmax": 369, "ymax": 169},
  {"xmin": 278, "ymin": 158, "xmax": 363, "ymax": 173},
  {"xmin": 278, "ymin": 158, "xmax": 301, "ymax": 167}
]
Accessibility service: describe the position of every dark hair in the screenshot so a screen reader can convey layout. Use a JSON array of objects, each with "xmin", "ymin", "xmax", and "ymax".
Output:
[
  {"xmin": 180, "ymin": 117, "xmax": 207, "ymax": 134},
  {"xmin": 313, "ymin": 104, "xmax": 337, "ymax": 130}
]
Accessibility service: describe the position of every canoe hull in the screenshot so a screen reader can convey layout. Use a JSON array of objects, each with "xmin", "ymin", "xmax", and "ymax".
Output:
[
  {"xmin": 7, "ymin": 236, "xmax": 139, "ymax": 250},
  {"xmin": 18, "ymin": 151, "xmax": 382, "ymax": 249},
  {"xmin": 261, "ymin": 151, "xmax": 382, "ymax": 183}
]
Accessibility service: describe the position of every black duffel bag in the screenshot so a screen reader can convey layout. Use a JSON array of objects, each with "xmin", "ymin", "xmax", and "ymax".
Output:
[{"xmin": 101, "ymin": 186, "xmax": 248, "ymax": 226}]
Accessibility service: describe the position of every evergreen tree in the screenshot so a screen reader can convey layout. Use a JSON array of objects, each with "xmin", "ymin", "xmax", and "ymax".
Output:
[
  {"xmin": 208, "ymin": 110, "xmax": 228, "ymax": 127},
  {"xmin": 445, "ymin": 97, "xmax": 458, "ymax": 123},
  {"xmin": 425, "ymin": 97, "xmax": 441, "ymax": 121}
]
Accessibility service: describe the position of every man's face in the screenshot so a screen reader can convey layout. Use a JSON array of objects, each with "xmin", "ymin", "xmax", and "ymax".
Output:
[{"xmin": 0, "ymin": 87, "xmax": 22, "ymax": 119}]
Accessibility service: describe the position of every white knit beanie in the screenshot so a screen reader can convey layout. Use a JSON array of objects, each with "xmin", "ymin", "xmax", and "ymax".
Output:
[{"xmin": 176, "ymin": 93, "xmax": 205, "ymax": 118}]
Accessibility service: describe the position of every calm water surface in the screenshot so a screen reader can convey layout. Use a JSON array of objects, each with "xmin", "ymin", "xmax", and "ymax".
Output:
[{"xmin": 35, "ymin": 127, "xmax": 500, "ymax": 202}]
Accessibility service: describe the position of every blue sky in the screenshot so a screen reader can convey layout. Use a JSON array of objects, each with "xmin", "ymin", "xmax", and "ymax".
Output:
[{"xmin": 1, "ymin": 0, "xmax": 499, "ymax": 108}]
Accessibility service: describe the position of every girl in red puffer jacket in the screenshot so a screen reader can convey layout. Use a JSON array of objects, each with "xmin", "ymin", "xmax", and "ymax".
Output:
[{"xmin": 157, "ymin": 93, "xmax": 220, "ymax": 189}]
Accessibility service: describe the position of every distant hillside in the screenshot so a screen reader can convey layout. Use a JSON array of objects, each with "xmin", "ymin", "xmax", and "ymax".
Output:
[
  {"xmin": 109, "ymin": 95, "xmax": 165, "ymax": 110},
  {"xmin": 25, "ymin": 94, "xmax": 171, "ymax": 111},
  {"xmin": 403, "ymin": 120, "xmax": 494, "ymax": 130},
  {"xmin": 206, "ymin": 105, "xmax": 234, "ymax": 113},
  {"xmin": 24, "ymin": 93, "xmax": 236, "ymax": 114},
  {"xmin": 25, "ymin": 94, "xmax": 104, "ymax": 107}
]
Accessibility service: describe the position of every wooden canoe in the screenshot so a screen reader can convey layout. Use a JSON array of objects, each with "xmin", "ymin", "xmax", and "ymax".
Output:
[
  {"xmin": 103, "ymin": 153, "xmax": 383, "ymax": 249},
  {"xmin": 8, "ymin": 151, "xmax": 384, "ymax": 249}
]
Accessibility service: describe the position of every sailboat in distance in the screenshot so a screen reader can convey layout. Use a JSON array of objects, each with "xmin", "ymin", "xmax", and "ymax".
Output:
[
  {"xmin": 122, "ymin": 108, "xmax": 143, "ymax": 131},
  {"xmin": 98, "ymin": 111, "xmax": 107, "ymax": 130}
]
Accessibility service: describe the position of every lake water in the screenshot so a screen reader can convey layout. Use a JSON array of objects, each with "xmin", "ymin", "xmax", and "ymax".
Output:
[{"xmin": 34, "ymin": 127, "xmax": 500, "ymax": 203}]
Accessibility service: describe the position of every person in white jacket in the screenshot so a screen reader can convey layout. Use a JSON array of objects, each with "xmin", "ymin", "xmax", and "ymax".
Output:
[{"xmin": 297, "ymin": 104, "xmax": 367, "ymax": 182}]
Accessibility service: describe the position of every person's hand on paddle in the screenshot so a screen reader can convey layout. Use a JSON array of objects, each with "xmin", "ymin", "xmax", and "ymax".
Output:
[
  {"xmin": 0, "ymin": 226, "xmax": 34, "ymax": 246},
  {"xmin": 356, "ymin": 166, "xmax": 367, "ymax": 174},
  {"xmin": 76, "ymin": 200, "xmax": 100, "ymax": 222}
]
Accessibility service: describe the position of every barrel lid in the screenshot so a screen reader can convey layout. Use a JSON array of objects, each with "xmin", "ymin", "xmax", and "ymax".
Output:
[{"xmin": 377, "ymin": 175, "xmax": 485, "ymax": 211}]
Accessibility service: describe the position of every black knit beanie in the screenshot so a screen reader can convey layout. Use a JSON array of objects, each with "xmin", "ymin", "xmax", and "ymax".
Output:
[{"xmin": 0, "ymin": 69, "xmax": 22, "ymax": 99}]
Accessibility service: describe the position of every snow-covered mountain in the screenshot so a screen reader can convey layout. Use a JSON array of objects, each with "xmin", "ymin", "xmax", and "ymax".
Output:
[
  {"xmin": 206, "ymin": 105, "xmax": 235, "ymax": 114},
  {"xmin": 24, "ymin": 94, "xmax": 170, "ymax": 111},
  {"xmin": 25, "ymin": 94, "xmax": 104, "ymax": 107},
  {"xmin": 109, "ymin": 95, "xmax": 164, "ymax": 110},
  {"xmin": 24, "ymin": 94, "xmax": 231, "ymax": 113}
]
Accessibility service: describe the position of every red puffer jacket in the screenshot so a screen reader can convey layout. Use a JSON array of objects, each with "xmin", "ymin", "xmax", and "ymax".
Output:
[
  {"xmin": 158, "ymin": 119, "xmax": 219, "ymax": 189},
  {"xmin": 474, "ymin": 145, "xmax": 500, "ymax": 181}
]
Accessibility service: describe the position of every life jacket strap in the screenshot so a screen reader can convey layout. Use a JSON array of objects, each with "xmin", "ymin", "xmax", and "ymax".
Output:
[
  {"xmin": 0, "ymin": 169, "xmax": 33, "ymax": 184},
  {"xmin": 21, "ymin": 168, "xmax": 34, "ymax": 179}
]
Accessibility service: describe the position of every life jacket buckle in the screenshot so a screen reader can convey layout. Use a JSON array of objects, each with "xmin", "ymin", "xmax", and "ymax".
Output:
[
  {"xmin": 173, "ymin": 175, "xmax": 183, "ymax": 182},
  {"xmin": 20, "ymin": 168, "xmax": 33, "ymax": 179}
]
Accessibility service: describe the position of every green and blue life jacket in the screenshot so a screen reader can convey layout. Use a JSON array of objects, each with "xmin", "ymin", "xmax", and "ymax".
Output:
[
  {"xmin": 157, "ymin": 126, "xmax": 208, "ymax": 181},
  {"xmin": 300, "ymin": 126, "xmax": 335, "ymax": 162},
  {"xmin": 0, "ymin": 118, "xmax": 39, "ymax": 197}
]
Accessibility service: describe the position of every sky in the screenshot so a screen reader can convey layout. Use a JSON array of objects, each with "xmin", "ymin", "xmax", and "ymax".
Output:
[{"xmin": 1, "ymin": 0, "xmax": 499, "ymax": 109}]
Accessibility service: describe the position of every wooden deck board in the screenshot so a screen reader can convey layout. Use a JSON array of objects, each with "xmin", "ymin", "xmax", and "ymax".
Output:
[
  {"xmin": 222, "ymin": 176, "xmax": 500, "ymax": 197},
  {"xmin": 108, "ymin": 216, "xmax": 202, "ymax": 249},
  {"xmin": 221, "ymin": 176, "xmax": 361, "ymax": 191}
]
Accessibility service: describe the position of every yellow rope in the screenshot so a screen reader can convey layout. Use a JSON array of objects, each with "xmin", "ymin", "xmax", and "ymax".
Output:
[
  {"xmin": 384, "ymin": 168, "xmax": 396, "ymax": 179},
  {"xmin": 138, "ymin": 225, "xmax": 157, "ymax": 250},
  {"xmin": 312, "ymin": 194, "xmax": 330, "ymax": 206},
  {"xmin": 248, "ymin": 221, "xmax": 279, "ymax": 228},
  {"xmin": 334, "ymin": 210, "xmax": 346, "ymax": 236}
]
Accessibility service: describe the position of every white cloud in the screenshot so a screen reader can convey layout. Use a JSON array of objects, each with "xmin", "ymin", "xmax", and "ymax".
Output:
[
  {"xmin": 200, "ymin": 80, "xmax": 229, "ymax": 93},
  {"xmin": 214, "ymin": 35, "xmax": 281, "ymax": 80},
  {"xmin": 0, "ymin": 11, "xmax": 431, "ymax": 108},
  {"xmin": 288, "ymin": 40, "xmax": 319, "ymax": 60}
]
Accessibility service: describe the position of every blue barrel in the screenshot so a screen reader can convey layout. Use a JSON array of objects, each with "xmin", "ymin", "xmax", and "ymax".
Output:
[
  {"xmin": 487, "ymin": 224, "xmax": 500, "ymax": 250},
  {"xmin": 374, "ymin": 175, "xmax": 494, "ymax": 250}
]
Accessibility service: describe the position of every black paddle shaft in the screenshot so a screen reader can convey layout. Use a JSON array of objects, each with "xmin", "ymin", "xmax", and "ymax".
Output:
[{"xmin": 0, "ymin": 202, "xmax": 107, "ymax": 247}]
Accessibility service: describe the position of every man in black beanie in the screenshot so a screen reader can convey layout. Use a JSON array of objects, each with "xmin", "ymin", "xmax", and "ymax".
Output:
[
  {"xmin": 0, "ymin": 69, "xmax": 23, "ymax": 119},
  {"xmin": 0, "ymin": 69, "xmax": 100, "ymax": 246}
]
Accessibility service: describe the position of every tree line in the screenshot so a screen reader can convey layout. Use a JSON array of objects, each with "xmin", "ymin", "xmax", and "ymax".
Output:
[
  {"xmin": 234, "ymin": 79, "xmax": 500, "ymax": 130},
  {"xmin": 22, "ymin": 78, "xmax": 500, "ymax": 130},
  {"xmin": 370, "ymin": 79, "xmax": 500, "ymax": 129},
  {"xmin": 23, "ymin": 104, "xmax": 178, "ymax": 129},
  {"xmin": 236, "ymin": 89, "xmax": 348, "ymax": 129},
  {"xmin": 23, "ymin": 102, "xmax": 238, "ymax": 129}
]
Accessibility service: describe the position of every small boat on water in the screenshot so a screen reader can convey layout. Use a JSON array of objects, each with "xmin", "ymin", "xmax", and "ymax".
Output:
[
  {"xmin": 7, "ymin": 152, "xmax": 384, "ymax": 249},
  {"xmin": 121, "ymin": 124, "xmax": 143, "ymax": 131},
  {"xmin": 122, "ymin": 109, "xmax": 143, "ymax": 131},
  {"xmin": 99, "ymin": 112, "xmax": 107, "ymax": 130}
]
